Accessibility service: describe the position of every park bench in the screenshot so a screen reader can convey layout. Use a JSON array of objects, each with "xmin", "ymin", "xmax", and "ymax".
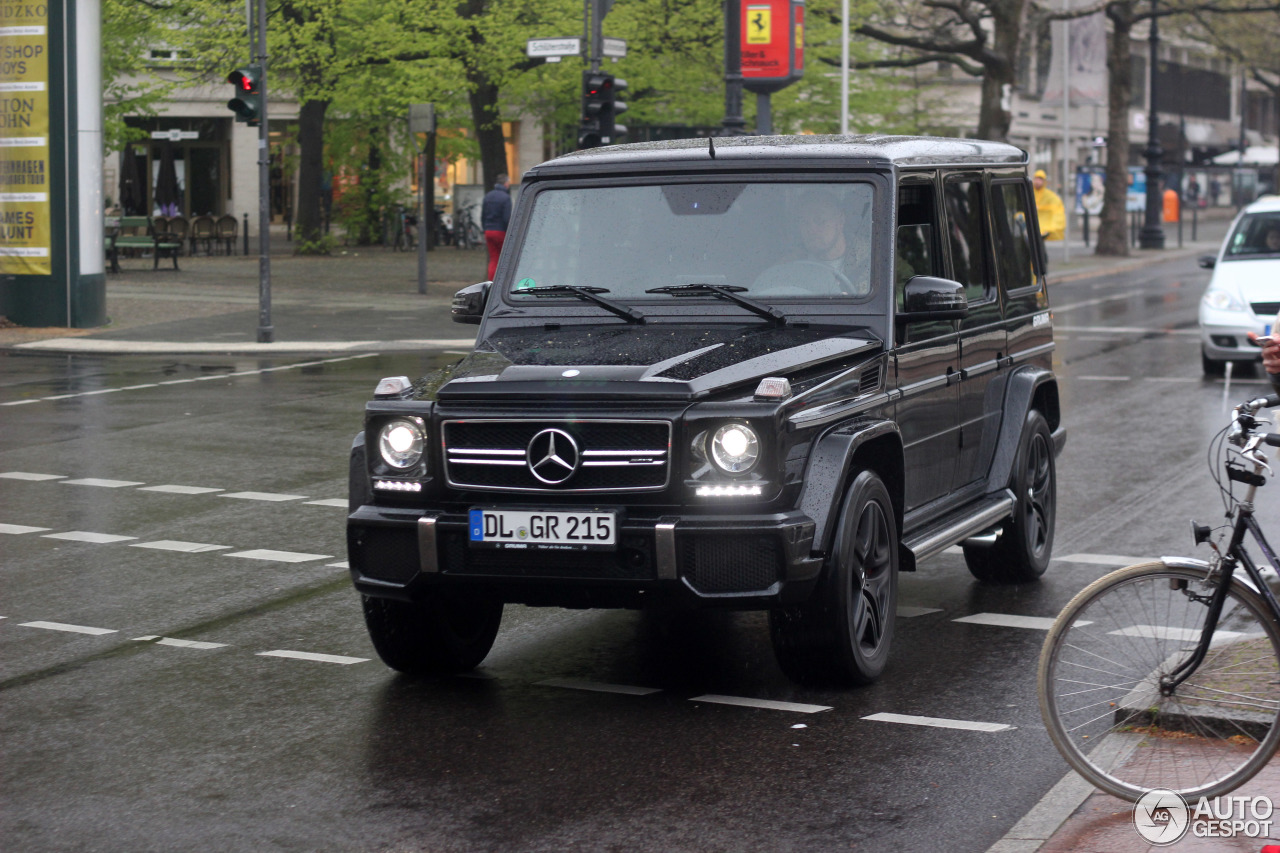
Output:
[{"xmin": 105, "ymin": 215, "xmax": 182, "ymax": 273}]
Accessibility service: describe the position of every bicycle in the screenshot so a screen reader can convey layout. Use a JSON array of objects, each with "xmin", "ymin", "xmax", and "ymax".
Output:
[
  {"xmin": 453, "ymin": 206, "xmax": 482, "ymax": 249},
  {"xmin": 1038, "ymin": 391, "xmax": 1280, "ymax": 801}
]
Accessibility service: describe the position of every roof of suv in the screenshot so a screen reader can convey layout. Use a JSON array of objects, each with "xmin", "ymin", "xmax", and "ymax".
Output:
[{"xmin": 527, "ymin": 134, "xmax": 1028, "ymax": 179}]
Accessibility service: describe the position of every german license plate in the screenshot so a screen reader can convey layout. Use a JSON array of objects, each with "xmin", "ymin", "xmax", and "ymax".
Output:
[{"xmin": 468, "ymin": 509, "xmax": 616, "ymax": 551}]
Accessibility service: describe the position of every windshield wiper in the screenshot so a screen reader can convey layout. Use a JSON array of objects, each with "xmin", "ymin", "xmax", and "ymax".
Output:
[
  {"xmin": 514, "ymin": 285, "xmax": 645, "ymax": 325},
  {"xmin": 645, "ymin": 283, "xmax": 787, "ymax": 326}
]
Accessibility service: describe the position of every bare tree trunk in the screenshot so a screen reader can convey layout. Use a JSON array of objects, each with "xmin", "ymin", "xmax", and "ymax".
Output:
[
  {"xmin": 295, "ymin": 98, "xmax": 330, "ymax": 249},
  {"xmin": 1096, "ymin": 9, "xmax": 1133, "ymax": 256},
  {"xmin": 467, "ymin": 72, "xmax": 509, "ymax": 190},
  {"xmin": 977, "ymin": 62, "xmax": 1014, "ymax": 141}
]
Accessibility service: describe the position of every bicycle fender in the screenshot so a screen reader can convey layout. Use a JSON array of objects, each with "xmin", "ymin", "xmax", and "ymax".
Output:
[
  {"xmin": 798, "ymin": 418, "xmax": 901, "ymax": 559},
  {"xmin": 985, "ymin": 366, "xmax": 1060, "ymax": 494},
  {"xmin": 1159, "ymin": 556, "xmax": 1210, "ymax": 572}
]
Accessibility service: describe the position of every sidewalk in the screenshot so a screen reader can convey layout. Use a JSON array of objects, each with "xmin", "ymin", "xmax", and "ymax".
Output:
[{"xmin": 0, "ymin": 214, "xmax": 1235, "ymax": 355}]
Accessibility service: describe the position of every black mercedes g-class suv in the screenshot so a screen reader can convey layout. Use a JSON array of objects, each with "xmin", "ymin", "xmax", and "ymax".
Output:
[{"xmin": 347, "ymin": 135, "xmax": 1065, "ymax": 685}]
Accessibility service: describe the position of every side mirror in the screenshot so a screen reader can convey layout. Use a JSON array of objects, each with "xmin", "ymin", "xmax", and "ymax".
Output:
[
  {"xmin": 1198, "ymin": 254, "xmax": 1217, "ymax": 270},
  {"xmin": 451, "ymin": 281, "xmax": 491, "ymax": 325},
  {"xmin": 899, "ymin": 275, "xmax": 969, "ymax": 321}
]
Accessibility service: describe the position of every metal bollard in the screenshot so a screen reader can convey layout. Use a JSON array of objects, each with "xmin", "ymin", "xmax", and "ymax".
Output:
[
  {"xmin": 243, "ymin": 212, "xmax": 249, "ymax": 256},
  {"xmin": 1082, "ymin": 210, "xmax": 1090, "ymax": 247},
  {"xmin": 1192, "ymin": 206, "xmax": 1198, "ymax": 241}
]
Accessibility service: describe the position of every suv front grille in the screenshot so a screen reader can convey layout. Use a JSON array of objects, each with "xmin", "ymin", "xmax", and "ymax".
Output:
[
  {"xmin": 442, "ymin": 419, "xmax": 671, "ymax": 493},
  {"xmin": 682, "ymin": 535, "xmax": 781, "ymax": 593}
]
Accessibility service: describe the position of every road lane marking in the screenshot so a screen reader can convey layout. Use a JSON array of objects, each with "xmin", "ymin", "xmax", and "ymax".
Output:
[
  {"xmin": 59, "ymin": 478, "xmax": 146, "ymax": 488},
  {"xmin": 138, "ymin": 485, "xmax": 224, "ymax": 495},
  {"xmin": 1055, "ymin": 325, "xmax": 1199, "ymax": 336},
  {"xmin": 691, "ymin": 694, "xmax": 833, "ymax": 714},
  {"xmin": 0, "ymin": 523, "xmax": 51, "ymax": 534},
  {"xmin": 536, "ymin": 678, "xmax": 662, "ymax": 696},
  {"xmin": 131, "ymin": 540, "xmax": 231, "ymax": 553},
  {"xmin": 0, "ymin": 398, "xmax": 41, "ymax": 406},
  {"xmin": 898, "ymin": 603, "xmax": 944, "ymax": 618},
  {"xmin": 257, "ymin": 650, "xmax": 368, "ymax": 665},
  {"xmin": 219, "ymin": 491, "xmax": 308, "ymax": 502},
  {"xmin": 1109, "ymin": 624, "xmax": 1243, "ymax": 644},
  {"xmin": 42, "ymin": 531, "xmax": 137, "ymax": 544},
  {"xmin": 1076, "ymin": 376, "xmax": 1131, "ymax": 381},
  {"xmin": 1055, "ymin": 553, "xmax": 1142, "ymax": 566},
  {"xmin": 862, "ymin": 712, "xmax": 1014, "ymax": 732},
  {"xmin": 0, "ymin": 472, "xmax": 66, "ymax": 481},
  {"xmin": 303, "ymin": 499, "xmax": 348, "ymax": 507},
  {"xmin": 224, "ymin": 549, "xmax": 333, "ymax": 563},
  {"xmin": 953, "ymin": 613, "xmax": 1070, "ymax": 631},
  {"xmin": 326, "ymin": 561, "xmax": 349, "ymax": 569},
  {"xmin": 19, "ymin": 621, "xmax": 117, "ymax": 635}
]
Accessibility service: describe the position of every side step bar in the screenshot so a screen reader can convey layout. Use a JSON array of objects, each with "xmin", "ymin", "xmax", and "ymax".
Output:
[{"xmin": 902, "ymin": 490, "xmax": 1015, "ymax": 564}]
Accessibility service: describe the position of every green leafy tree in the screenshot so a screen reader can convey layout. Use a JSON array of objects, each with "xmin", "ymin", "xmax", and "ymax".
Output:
[{"xmin": 102, "ymin": 0, "xmax": 180, "ymax": 153}]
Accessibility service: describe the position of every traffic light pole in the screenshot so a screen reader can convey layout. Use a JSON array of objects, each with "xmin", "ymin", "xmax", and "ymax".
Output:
[{"xmin": 254, "ymin": 0, "xmax": 273, "ymax": 343}]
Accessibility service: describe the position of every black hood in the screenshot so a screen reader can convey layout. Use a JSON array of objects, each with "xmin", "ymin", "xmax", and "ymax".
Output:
[{"xmin": 432, "ymin": 323, "xmax": 880, "ymax": 402}]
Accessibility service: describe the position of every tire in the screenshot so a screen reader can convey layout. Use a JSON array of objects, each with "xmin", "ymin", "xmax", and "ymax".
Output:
[
  {"xmin": 964, "ymin": 409, "xmax": 1055, "ymax": 583},
  {"xmin": 1202, "ymin": 349, "xmax": 1226, "ymax": 377},
  {"xmin": 770, "ymin": 470, "xmax": 898, "ymax": 686},
  {"xmin": 1038, "ymin": 562, "xmax": 1280, "ymax": 801},
  {"xmin": 361, "ymin": 589, "xmax": 502, "ymax": 676}
]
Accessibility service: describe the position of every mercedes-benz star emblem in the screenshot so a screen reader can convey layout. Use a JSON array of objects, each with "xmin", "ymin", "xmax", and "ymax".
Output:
[{"xmin": 527, "ymin": 428, "xmax": 581, "ymax": 485}]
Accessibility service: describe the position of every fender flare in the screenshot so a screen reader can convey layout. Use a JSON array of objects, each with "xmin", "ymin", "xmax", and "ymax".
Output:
[
  {"xmin": 797, "ymin": 418, "xmax": 902, "ymax": 561},
  {"xmin": 984, "ymin": 367, "xmax": 1060, "ymax": 494}
]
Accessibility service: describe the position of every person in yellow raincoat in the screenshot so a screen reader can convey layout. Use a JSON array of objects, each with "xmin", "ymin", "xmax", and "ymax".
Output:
[{"xmin": 1033, "ymin": 169, "xmax": 1066, "ymax": 241}]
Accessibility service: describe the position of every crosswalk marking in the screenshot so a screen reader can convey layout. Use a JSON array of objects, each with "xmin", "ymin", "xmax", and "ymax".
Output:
[
  {"xmin": 1055, "ymin": 553, "xmax": 1142, "ymax": 566},
  {"xmin": 303, "ymin": 498, "xmax": 348, "ymax": 508},
  {"xmin": 862, "ymin": 712, "xmax": 1014, "ymax": 732},
  {"xmin": 59, "ymin": 478, "xmax": 145, "ymax": 488},
  {"xmin": 138, "ymin": 485, "xmax": 224, "ymax": 495},
  {"xmin": 953, "ymin": 613, "xmax": 1071, "ymax": 631},
  {"xmin": 0, "ymin": 472, "xmax": 65, "ymax": 481}
]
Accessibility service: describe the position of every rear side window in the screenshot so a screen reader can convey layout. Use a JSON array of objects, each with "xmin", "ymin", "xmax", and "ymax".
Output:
[
  {"xmin": 990, "ymin": 182, "xmax": 1037, "ymax": 292},
  {"xmin": 942, "ymin": 178, "xmax": 990, "ymax": 303}
]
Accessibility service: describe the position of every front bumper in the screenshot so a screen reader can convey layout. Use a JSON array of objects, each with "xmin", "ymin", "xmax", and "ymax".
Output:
[
  {"xmin": 1200, "ymin": 311, "xmax": 1268, "ymax": 363},
  {"xmin": 347, "ymin": 504, "xmax": 823, "ymax": 609}
]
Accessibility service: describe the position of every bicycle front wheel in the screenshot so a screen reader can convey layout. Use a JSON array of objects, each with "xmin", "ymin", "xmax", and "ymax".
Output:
[{"xmin": 1038, "ymin": 562, "xmax": 1280, "ymax": 801}]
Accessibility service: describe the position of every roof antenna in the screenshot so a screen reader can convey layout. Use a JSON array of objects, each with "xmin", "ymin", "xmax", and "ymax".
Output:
[{"xmin": 708, "ymin": 136, "xmax": 716, "ymax": 159}]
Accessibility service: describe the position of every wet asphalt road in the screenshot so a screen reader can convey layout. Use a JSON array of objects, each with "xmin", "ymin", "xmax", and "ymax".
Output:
[{"xmin": 2, "ymin": 255, "xmax": 1278, "ymax": 852}]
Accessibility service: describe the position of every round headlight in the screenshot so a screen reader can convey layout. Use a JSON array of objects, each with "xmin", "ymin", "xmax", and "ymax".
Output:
[
  {"xmin": 709, "ymin": 423, "xmax": 759, "ymax": 473},
  {"xmin": 378, "ymin": 418, "xmax": 425, "ymax": 469},
  {"xmin": 1203, "ymin": 288, "xmax": 1245, "ymax": 312}
]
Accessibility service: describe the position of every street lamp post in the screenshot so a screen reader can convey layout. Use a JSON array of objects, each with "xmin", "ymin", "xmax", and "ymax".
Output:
[{"xmin": 1139, "ymin": 0, "xmax": 1165, "ymax": 249}]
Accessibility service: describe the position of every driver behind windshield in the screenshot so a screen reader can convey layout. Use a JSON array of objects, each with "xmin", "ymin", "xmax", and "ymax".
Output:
[{"xmin": 754, "ymin": 190, "xmax": 871, "ymax": 296}]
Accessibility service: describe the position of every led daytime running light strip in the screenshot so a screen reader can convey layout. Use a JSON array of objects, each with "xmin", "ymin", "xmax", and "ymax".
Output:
[
  {"xmin": 374, "ymin": 480, "xmax": 423, "ymax": 492},
  {"xmin": 696, "ymin": 484, "xmax": 763, "ymax": 497}
]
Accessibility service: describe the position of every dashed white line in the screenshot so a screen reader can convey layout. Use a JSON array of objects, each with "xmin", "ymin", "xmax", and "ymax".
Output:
[
  {"xmin": 257, "ymin": 650, "xmax": 369, "ymax": 665},
  {"xmin": 1076, "ymin": 376, "xmax": 1131, "ymax": 382},
  {"xmin": 862, "ymin": 712, "xmax": 1014, "ymax": 732},
  {"xmin": 0, "ymin": 523, "xmax": 51, "ymax": 534},
  {"xmin": 131, "ymin": 540, "xmax": 231, "ymax": 553},
  {"xmin": 303, "ymin": 498, "xmax": 348, "ymax": 508},
  {"xmin": 0, "ymin": 398, "xmax": 41, "ymax": 406},
  {"xmin": 59, "ymin": 478, "xmax": 145, "ymax": 488},
  {"xmin": 224, "ymin": 549, "xmax": 333, "ymax": 563},
  {"xmin": 536, "ymin": 678, "xmax": 662, "ymax": 696},
  {"xmin": 138, "ymin": 485, "xmax": 224, "ymax": 495},
  {"xmin": 1056, "ymin": 553, "xmax": 1142, "ymax": 566},
  {"xmin": 42, "ymin": 531, "xmax": 137, "ymax": 544},
  {"xmin": 326, "ymin": 560, "xmax": 350, "ymax": 569},
  {"xmin": 132, "ymin": 635, "xmax": 228, "ymax": 649},
  {"xmin": 0, "ymin": 472, "xmax": 66, "ymax": 481},
  {"xmin": 219, "ymin": 491, "xmax": 308, "ymax": 502},
  {"xmin": 691, "ymin": 694, "xmax": 833, "ymax": 714},
  {"xmin": 19, "ymin": 621, "xmax": 117, "ymax": 636},
  {"xmin": 953, "ymin": 612, "xmax": 1067, "ymax": 631},
  {"xmin": 897, "ymin": 606, "xmax": 943, "ymax": 618}
]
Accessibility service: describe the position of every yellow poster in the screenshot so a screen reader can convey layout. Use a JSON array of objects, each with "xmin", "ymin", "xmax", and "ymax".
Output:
[
  {"xmin": 0, "ymin": 4, "xmax": 51, "ymax": 276},
  {"xmin": 746, "ymin": 5, "xmax": 772, "ymax": 44}
]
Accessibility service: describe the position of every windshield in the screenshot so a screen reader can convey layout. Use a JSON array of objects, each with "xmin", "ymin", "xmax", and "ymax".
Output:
[
  {"xmin": 1223, "ymin": 211, "xmax": 1280, "ymax": 260},
  {"xmin": 507, "ymin": 181, "xmax": 877, "ymax": 303}
]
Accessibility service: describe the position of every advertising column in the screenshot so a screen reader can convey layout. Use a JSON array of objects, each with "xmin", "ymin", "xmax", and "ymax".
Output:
[
  {"xmin": 0, "ymin": 1, "xmax": 105, "ymax": 329},
  {"xmin": 0, "ymin": 5, "xmax": 50, "ymax": 275}
]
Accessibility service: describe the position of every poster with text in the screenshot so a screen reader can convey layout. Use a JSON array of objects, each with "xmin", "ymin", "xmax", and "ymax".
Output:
[{"xmin": 0, "ymin": 4, "xmax": 51, "ymax": 275}]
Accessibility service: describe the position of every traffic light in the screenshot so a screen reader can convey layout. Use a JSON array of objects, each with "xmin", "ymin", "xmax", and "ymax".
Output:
[
  {"xmin": 227, "ymin": 64, "xmax": 263, "ymax": 126},
  {"xmin": 578, "ymin": 72, "xmax": 628, "ymax": 149}
]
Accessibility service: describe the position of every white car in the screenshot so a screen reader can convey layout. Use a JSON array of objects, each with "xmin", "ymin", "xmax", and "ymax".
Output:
[{"xmin": 1199, "ymin": 195, "xmax": 1280, "ymax": 376}]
